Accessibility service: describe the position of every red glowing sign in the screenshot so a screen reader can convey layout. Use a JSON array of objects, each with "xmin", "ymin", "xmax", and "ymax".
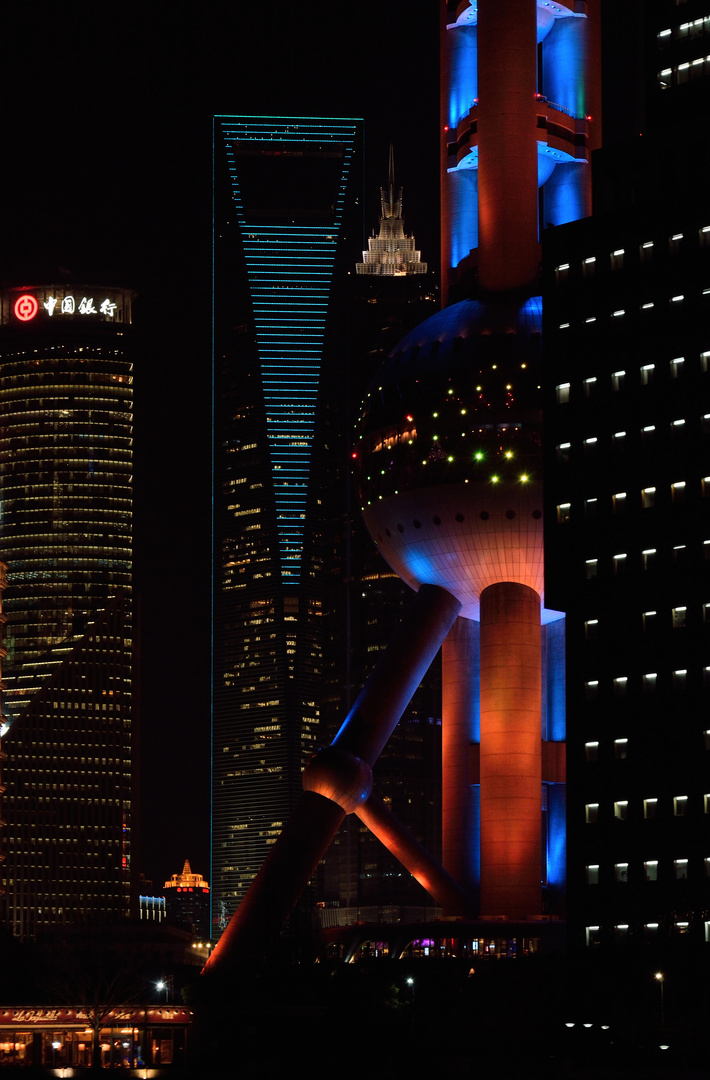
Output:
[{"xmin": 14, "ymin": 294, "xmax": 38, "ymax": 322}]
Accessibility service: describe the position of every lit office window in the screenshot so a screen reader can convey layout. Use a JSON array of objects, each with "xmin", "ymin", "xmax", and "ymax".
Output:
[
  {"xmin": 557, "ymin": 503, "xmax": 571, "ymax": 524},
  {"xmin": 584, "ymin": 619, "xmax": 599, "ymax": 640},
  {"xmin": 612, "ymin": 554, "xmax": 627, "ymax": 575},
  {"xmin": 612, "ymin": 492, "xmax": 627, "ymax": 512},
  {"xmin": 583, "ymin": 377, "xmax": 597, "ymax": 397},
  {"xmin": 615, "ymin": 925, "xmax": 629, "ymax": 942},
  {"xmin": 642, "ymin": 549, "xmax": 657, "ymax": 570},
  {"xmin": 704, "ymin": 794, "xmax": 710, "ymax": 814},
  {"xmin": 586, "ymin": 865, "xmax": 600, "ymax": 885},
  {"xmin": 610, "ymin": 248, "xmax": 625, "ymax": 270},
  {"xmin": 584, "ymin": 498, "xmax": 598, "ymax": 518},
  {"xmin": 584, "ymin": 741, "xmax": 599, "ymax": 762},
  {"xmin": 585, "ymin": 803, "xmax": 599, "ymax": 823},
  {"xmin": 644, "ymin": 798, "xmax": 658, "ymax": 819},
  {"xmin": 704, "ymin": 604, "xmax": 710, "ymax": 623},
  {"xmin": 670, "ymin": 357, "xmax": 685, "ymax": 377},
  {"xmin": 702, "ymin": 477, "xmax": 710, "ymax": 497},
  {"xmin": 674, "ymin": 859, "xmax": 689, "ymax": 880},
  {"xmin": 704, "ymin": 731, "xmax": 710, "ymax": 751},
  {"xmin": 585, "ymin": 926, "xmax": 601, "ymax": 947},
  {"xmin": 614, "ymin": 863, "xmax": 629, "ymax": 883},
  {"xmin": 613, "ymin": 676, "xmax": 628, "ymax": 697},
  {"xmin": 644, "ymin": 861, "xmax": 658, "ymax": 882},
  {"xmin": 556, "ymin": 442, "xmax": 571, "ymax": 462},
  {"xmin": 640, "ymin": 240, "xmax": 654, "ymax": 263},
  {"xmin": 640, "ymin": 364, "xmax": 655, "ymax": 384},
  {"xmin": 671, "ymin": 481, "xmax": 686, "ymax": 501},
  {"xmin": 585, "ymin": 559, "xmax": 598, "ymax": 580},
  {"xmin": 614, "ymin": 738, "xmax": 628, "ymax": 760},
  {"xmin": 611, "ymin": 370, "xmax": 626, "ymax": 390},
  {"xmin": 642, "ymin": 486, "xmax": 656, "ymax": 508},
  {"xmin": 585, "ymin": 680, "xmax": 599, "ymax": 700},
  {"xmin": 556, "ymin": 383, "xmax": 570, "ymax": 404},
  {"xmin": 673, "ymin": 669, "xmax": 688, "ymax": 689},
  {"xmin": 705, "ymin": 858, "xmax": 710, "ymax": 877},
  {"xmin": 642, "ymin": 673, "xmax": 657, "ymax": 693},
  {"xmin": 642, "ymin": 612, "xmax": 657, "ymax": 631},
  {"xmin": 614, "ymin": 800, "xmax": 629, "ymax": 820},
  {"xmin": 674, "ymin": 795, "xmax": 689, "ymax": 816},
  {"xmin": 701, "ymin": 350, "xmax": 710, "ymax": 372},
  {"xmin": 672, "ymin": 606, "xmax": 687, "ymax": 628}
]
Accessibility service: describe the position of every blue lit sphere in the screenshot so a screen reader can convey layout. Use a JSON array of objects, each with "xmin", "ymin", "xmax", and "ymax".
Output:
[{"xmin": 355, "ymin": 297, "xmax": 546, "ymax": 620}]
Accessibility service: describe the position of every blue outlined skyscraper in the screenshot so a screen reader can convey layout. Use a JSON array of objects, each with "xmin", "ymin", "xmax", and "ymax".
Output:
[{"xmin": 212, "ymin": 116, "xmax": 363, "ymax": 936}]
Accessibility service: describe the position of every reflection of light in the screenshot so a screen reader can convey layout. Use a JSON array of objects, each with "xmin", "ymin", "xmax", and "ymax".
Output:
[{"xmin": 490, "ymin": 475, "xmax": 499, "ymax": 483}]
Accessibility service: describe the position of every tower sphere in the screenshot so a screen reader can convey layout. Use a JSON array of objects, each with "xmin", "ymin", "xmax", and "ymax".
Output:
[{"xmin": 355, "ymin": 296, "xmax": 548, "ymax": 620}]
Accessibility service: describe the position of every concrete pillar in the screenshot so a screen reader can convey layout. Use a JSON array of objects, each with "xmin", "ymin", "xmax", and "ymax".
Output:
[
  {"xmin": 441, "ymin": 616, "xmax": 480, "ymax": 908},
  {"xmin": 477, "ymin": 0, "xmax": 539, "ymax": 294},
  {"xmin": 479, "ymin": 582, "xmax": 541, "ymax": 918}
]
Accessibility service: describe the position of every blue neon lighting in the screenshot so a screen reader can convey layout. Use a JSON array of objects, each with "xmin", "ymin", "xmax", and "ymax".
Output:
[{"xmin": 219, "ymin": 116, "xmax": 360, "ymax": 582}]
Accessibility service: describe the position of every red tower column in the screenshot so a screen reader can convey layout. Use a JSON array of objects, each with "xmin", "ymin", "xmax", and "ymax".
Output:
[
  {"xmin": 479, "ymin": 582, "xmax": 541, "ymax": 918},
  {"xmin": 477, "ymin": 0, "xmax": 539, "ymax": 294},
  {"xmin": 442, "ymin": 616, "xmax": 479, "ymax": 907}
]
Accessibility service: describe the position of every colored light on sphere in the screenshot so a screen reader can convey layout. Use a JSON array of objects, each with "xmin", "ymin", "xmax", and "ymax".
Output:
[{"xmin": 356, "ymin": 296, "xmax": 550, "ymax": 620}]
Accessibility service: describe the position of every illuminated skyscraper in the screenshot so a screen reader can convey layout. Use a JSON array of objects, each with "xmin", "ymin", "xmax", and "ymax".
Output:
[
  {"xmin": 0, "ymin": 285, "xmax": 134, "ymax": 937},
  {"xmin": 356, "ymin": 146, "xmax": 428, "ymax": 277},
  {"xmin": 545, "ymin": 0, "xmax": 710, "ymax": 959},
  {"xmin": 211, "ymin": 116, "xmax": 363, "ymax": 937},
  {"xmin": 204, "ymin": 3, "xmax": 601, "ymax": 974}
]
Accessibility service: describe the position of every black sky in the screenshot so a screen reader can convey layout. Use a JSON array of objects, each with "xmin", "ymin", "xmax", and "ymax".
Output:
[{"xmin": 0, "ymin": 2, "xmax": 440, "ymax": 891}]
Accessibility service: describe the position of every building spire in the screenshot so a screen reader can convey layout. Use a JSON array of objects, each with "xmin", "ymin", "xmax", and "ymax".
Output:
[{"xmin": 357, "ymin": 144, "xmax": 427, "ymax": 276}]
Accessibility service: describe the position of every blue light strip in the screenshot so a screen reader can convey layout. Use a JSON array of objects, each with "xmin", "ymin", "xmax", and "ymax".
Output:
[{"xmin": 218, "ymin": 116, "xmax": 360, "ymax": 581}]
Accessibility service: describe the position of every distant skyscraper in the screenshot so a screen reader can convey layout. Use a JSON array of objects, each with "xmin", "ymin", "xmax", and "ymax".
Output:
[
  {"xmin": 356, "ymin": 147, "xmax": 427, "ymax": 277},
  {"xmin": 163, "ymin": 859, "xmax": 210, "ymax": 941},
  {"xmin": 0, "ymin": 284, "xmax": 135, "ymax": 937},
  {"xmin": 320, "ymin": 148, "xmax": 440, "ymax": 927},
  {"xmin": 212, "ymin": 116, "xmax": 363, "ymax": 938}
]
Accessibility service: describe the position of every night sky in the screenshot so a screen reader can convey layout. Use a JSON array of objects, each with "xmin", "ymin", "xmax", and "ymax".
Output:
[
  {"xmin": 0, "ymin": 2, "xmax": 440, "ymax": 891},
  {"xmin": 0, "ymin": 3, "xmax": 641, "ymax": 895}
]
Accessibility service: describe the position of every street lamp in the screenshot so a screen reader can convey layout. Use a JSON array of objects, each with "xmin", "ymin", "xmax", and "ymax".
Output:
[
  {"xmin": 654, "ymin": 971, "xmax": 665, "ymax": 1029},
  {"xmin": 156, "ymin": 979, "xmax": 168, "ymax": 1004}
]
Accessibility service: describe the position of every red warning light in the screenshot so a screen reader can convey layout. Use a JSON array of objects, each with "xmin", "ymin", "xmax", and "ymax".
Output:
[{"xmin": 14, "ymin": 294, "xmax": 38, "ymax": 322}]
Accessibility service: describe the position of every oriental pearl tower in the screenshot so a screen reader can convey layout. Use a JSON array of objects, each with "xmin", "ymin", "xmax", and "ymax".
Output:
[{"xmin": 204, "ymin": 0, "xmax": 600, "ymax": 974}]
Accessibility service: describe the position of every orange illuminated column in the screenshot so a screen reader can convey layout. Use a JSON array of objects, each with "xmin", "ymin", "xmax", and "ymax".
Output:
[
  {"xmin": 441, "ymin": 616, "xmax": 479, "ymax": 906},
  {"xmin": 477, "ymin": 0, "xmax": 539, "ymax": 295},
  {"xmin": 479, "ymin": 582, "xmax": 541, "ymax": 918}
]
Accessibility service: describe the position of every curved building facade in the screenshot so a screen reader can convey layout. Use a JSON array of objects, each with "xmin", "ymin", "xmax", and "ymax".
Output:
[{"xmin": 0, "ymin": 285, "xmax": 135, "ymax": 937}]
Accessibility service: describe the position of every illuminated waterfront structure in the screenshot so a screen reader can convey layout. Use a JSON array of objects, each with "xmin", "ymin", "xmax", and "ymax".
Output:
[
  {"xmin": 204, "ymin": 1, "xmax": 600, "ymax": 974},
  {"xmin": 0, "ymin": 285, "xmax": 134, "ymax": 937},
  {"xmin": 211, "ymin": 116, "xmax": 363, "ymax": 937}
]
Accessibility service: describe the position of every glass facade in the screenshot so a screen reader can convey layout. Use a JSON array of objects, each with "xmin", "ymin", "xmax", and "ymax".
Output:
[
  {"xmin": 212, "ymin": 117, "xmax": 363, "ymax": 937},
  {"xmin": 0, "ymin": 285, "xmax": 134, "ymax": 937}
]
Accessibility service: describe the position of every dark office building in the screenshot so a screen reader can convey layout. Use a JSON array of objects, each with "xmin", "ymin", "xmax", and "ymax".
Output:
[
  {"xmin": 318, "ymin": 150, "xmax": 441, "ymax": 924},
  {"xmin": 0, "ymin": 285, "xmax": 135, "ymax": 937},
  {"xmin": 211, "ymin": 116, "xmax": 363, "ymax": 938},
  {"xmin": 544, "ymin": 0, "xmax": 710, "ymax": 957}
]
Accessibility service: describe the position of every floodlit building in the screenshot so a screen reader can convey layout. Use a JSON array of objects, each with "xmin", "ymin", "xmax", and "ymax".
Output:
[
  {"xmin": 163, "ymin": 859, "xmax": 210, "ymax": 940},
  {"xmin": 211, "ymin": 116, "xmax": 363, "ymax": 939},
  {"xmin": 0, "ymin": 284, "xmax": 135, "ymax": 937},
  {"xmin": 204, "ymin": 1, "xmax": 601, "ymax": 975},
  {"xmin": 356, "ymin": 146, "xmax": 427, "ymax": 277}
]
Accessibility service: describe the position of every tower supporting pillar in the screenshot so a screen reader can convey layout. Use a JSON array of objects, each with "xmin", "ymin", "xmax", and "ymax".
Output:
[
  {"xmin": 441, "ymin": 616, "xmax": 480, "ymax": 909},
  {"xmin": 479, "ymin": 582, "xmax": 541, "ymax": 919}
]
